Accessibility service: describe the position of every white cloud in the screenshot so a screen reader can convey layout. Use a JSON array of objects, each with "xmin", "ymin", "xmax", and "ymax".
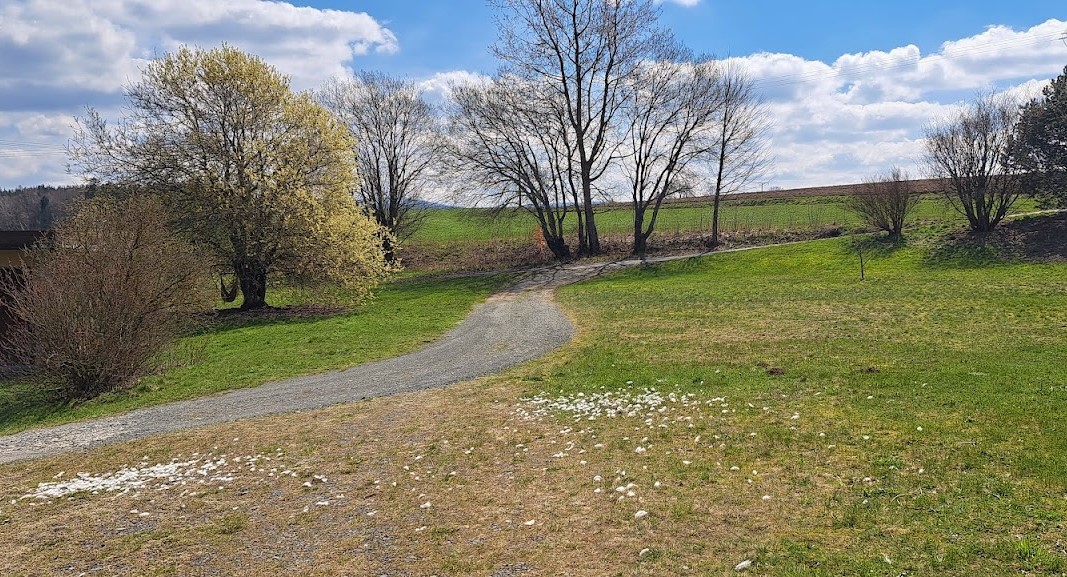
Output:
[
  {"xmin": 0, "ymin": 5, "xmax": 1063, "ymax": 191},
  {"xmin": 0, "ymin": 0, "xmax": 397, "ymax": 187},
  {"xmin": 726, "ymin": 18, "xmax": 1067, "ymax": 189},
  {"xmin": 657, "ymin": 0, "xmax": 702, "ymax": 6},
  {"xmin": 417, "ymin": 70, "xmax": 493, "ymax": 102}
]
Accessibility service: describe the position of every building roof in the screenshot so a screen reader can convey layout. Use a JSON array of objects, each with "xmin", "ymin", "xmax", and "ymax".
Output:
[{"xmin": 0, "ymin": 230, "xmax": 48, "ymax": 251}]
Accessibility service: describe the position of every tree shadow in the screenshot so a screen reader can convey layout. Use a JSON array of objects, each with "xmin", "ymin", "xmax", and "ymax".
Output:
[
  {"xmin": 1003, "ymin": 212, "xmax": 1067, "ymax": 262},
  {"xmin": 921, "ymin": 230, "xmax": 1017, "ymax": 269},
  {"xmin": 916, "ymin": 214, "xmax": 1067, "ymax": 269},
  {"xmin": 844, "ymin": 233, "xmax": 908, "ymax": 260},
  {"xmin": 194, "ymin": 304, "xmax": 353, "ymax": 333},
  {"xmin": 0, "ymin": 374, "xmax": 80, "ymax": 429}
]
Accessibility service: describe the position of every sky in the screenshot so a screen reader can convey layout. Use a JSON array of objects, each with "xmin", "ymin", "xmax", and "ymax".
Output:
[{"xmin": 0, "ymin": 0, "xmax": 1065, "ymax": 193}]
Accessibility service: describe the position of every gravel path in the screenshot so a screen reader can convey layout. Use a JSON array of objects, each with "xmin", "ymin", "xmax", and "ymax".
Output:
[{"xmin": 0, "ymin": 251, "xmax": 715, "ymax": 464}]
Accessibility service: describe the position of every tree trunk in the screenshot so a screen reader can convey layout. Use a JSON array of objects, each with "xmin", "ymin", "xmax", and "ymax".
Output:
[
  {"xmin": 711, "ymin": 189, "xmax": 722, "ymax": 247},
  {"xmin": 633, "ymin": 208, "xmax": 646, "ymax": 257},
  {"xmin": 236, "ymin": 260, "xmax": 268, "ymax": 310},
  {"xmin": 382, "ymin": 235, "xmax": 398, "ymax": 264},
  {"xmin": 711, "ymin": 137, "xmax": 728, "ymax": 247},
  {"xmin": 582, "ymin": 175, "xmax": 600, "ymax": 256},
  {"xmin": 633, "ymin": 234, "xmax": 647, "ymax": 258},
  {"xmin": 546, "ymin": 235, "xmax": 571, "ymax": 259}
]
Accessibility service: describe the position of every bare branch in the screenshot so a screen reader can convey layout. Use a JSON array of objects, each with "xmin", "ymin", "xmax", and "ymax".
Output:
[
  {"xmin": 924, "ymin": 91, "xmax": 1022, "ymax": 232},
  {"xmin": 618, "ymin": 48, "xmax": 723, "ymax": 256},
  {"xmin": 708, "ymin": 63, "xmax": 772, "ymax": 246},
  {"xmin": 318, "ymin": 72, "xmax": 444, "ymax": 260},
  {"xmin": 845, "ymin": 167, "xmax": 919, "ymax": 238},
  {"xmin": 490, "ymin": 0, "xmax": 669, "ymax": 255},
  {"xmin": 446, "ymin": 75, "xmax": 575, "ymax": 258}
]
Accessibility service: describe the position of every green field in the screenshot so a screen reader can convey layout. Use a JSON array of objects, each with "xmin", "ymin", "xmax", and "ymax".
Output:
[
  {"xmin": 0, "ymin": 274, "xmax": 509, "ymax": 434},
  {"xmin": 409, "ymin": 195, "xmax": 1040, "ymax": 244},
  {"xmin": 527, "ymin": 228, "xmax": 1067, "ymax": 573},
  {"xmin": 2, "ymin": 217, "xmax": 1065, "ymax": 574}
]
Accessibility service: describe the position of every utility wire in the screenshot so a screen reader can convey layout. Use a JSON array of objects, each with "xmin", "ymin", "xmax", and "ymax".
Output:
[
  {"xmin": 0, "ymin": 139, "xmax": 65, "ymax": 150},
  {"xmin": 0, "ymin": 137, "xmax": 68, "ymax": 161}
]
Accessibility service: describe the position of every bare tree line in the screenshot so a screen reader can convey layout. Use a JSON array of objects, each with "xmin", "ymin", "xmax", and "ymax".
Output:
[
  {"xmin": 0, "ymin": 185, "xmax": 84, "ymax": 230},
  {"xmin": 333, "ymin": 0, "xmax": 768, "ymax": 260},
  {"xmin": 446, "ymin": 0, "xmax": 768, "ymax": 258}
]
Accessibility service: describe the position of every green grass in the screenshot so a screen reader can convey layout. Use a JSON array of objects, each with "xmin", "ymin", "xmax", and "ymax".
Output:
[
  {"xmin": 3, "ymin": 220, "xmax": 1065, "ymax": 574},
  {"xmin": 530, "ymin": 232, "xmax": 1067, "ymax": 574},
  {"xmin": 0, "ymin": 274, "xmax": 510, "ymax": 434},
  {"xmin": 409, "ymin": 195, "xmax": 1040, "ymax": 244}
]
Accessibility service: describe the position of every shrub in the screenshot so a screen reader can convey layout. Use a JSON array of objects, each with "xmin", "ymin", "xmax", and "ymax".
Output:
[
  {"xmin": 3, "ymin": 195, "xmax": 212, "ymax": 399},
  {"xmin": 845, "ymin": 167, "xmax": 919, "ymax": 239}
]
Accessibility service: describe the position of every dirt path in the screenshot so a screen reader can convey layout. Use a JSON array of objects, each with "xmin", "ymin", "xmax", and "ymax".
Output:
[{"xmin": 0, "ymin": 250, "xmax": 727, "ymax": 464}]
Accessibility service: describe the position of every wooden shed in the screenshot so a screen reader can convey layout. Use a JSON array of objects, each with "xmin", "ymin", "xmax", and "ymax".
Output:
[
  {"xmin": 0, "ymin": 230, "xmax": 47, "ymax": 355},
  {"xmin": 0, "ymin": 231, "xmax": 44, "ymax": 269}
]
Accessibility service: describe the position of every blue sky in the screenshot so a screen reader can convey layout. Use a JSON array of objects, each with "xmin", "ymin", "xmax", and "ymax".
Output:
[
  {"xmin": 0, "ymin": 0, "xmax": 1064, "ymax": 191},
  {"xmin": 339, "ymin": 0, "xmax": 1067, "ymax": 69}
]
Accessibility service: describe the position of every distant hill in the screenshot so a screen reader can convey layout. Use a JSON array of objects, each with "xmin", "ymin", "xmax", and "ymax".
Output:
[
  {"xmin": 411, "ymin": 198, "xmax": 457, "ymax": 210},
  {"xmin": 442, "ymin": 178, "xmax": 953, "ymax": 212},
  {"xmin": 607, "ymin": 178, "xmax": 952, "ymax": 210}
]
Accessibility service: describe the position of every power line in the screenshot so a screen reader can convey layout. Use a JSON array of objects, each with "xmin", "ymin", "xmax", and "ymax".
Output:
[
  {"xmin": 0, "ymin": 137, "xmax": 68, "ymax": 162},
  {"xmin": 0, "ymin": 151, "xmax": 67, "ymax": 159},
  {"xmin": 0, "ymin": 138, "xmax": 65, "ymax": 147}
]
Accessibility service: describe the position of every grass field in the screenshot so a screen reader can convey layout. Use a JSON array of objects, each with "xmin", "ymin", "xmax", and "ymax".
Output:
[
  {"xmin": 0, "ymin": 274, "xmax": 509, "ymax": 434},
  {"xmin": 408, "ymin": 194, "xmax": 1040, "ymax": 244},
  {"xmin": 401, "ymin": 194, "xmax": 1041, "ymax": 273},
  {"xmin": 1, "ymin": 218, "xmax": 1064, "ymax": 575},
  {"xmin": 541, "ymin": 228, "xmax": 1067, "ymax": 573}
]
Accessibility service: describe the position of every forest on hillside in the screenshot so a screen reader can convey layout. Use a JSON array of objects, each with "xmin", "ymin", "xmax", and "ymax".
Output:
[{"xmin": 0, "ymin": 185, "xmax": 85, "ymax": 230}]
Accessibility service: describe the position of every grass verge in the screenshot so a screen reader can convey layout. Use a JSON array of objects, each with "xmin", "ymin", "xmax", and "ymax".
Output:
[{"xmin": 0, "ymin": 274, "xmax": 510, "ymax": 434}]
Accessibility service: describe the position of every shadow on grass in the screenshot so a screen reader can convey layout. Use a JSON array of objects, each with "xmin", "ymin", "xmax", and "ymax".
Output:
[
  {"xmin": 196, "ymin": 273, "xmax": 513, "ymax": 335},
  {"xmin": 1003, "ymin": 212, "xmax": 1067, "ymax": 262},
  {"xmin": 0, "ymin": 376, "xmax": 76, "ymax": 431},
  {"xmin": 845, "ymin": 233, "xmax": 908, "ymax": 260},
  {"xmin": 196, "ymin": 304, "xmax": 353, "ymax": 333},
  {"xmin": 921, "ymin": 231, "xmax": 1014, "ymax": 269},
  {"xmin": 915, "ymin": 213, "xmax": 1066, "ymax": 269}
]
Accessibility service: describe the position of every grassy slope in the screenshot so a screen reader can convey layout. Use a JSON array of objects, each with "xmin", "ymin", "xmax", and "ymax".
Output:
[
  {"xmin": 542, "ymin": 235, "xmax": 1067, "ymax": 574},
  {"xmin": 0, "ymin": 274, "xmax": 509, "ymax": 434}
]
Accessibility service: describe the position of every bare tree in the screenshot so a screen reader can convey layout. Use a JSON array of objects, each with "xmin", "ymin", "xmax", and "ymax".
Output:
[
  {"xmin": 0, "ymin": 186, "xmax": 81, "ymax": 230},
  {"xmin": 319, "ymin": 72, "xmax": 442, "ymax": 261},
  {"xmin": 708, "ymin": 64, "xmax": 770, "ymax": 246},
  {"xmin": 0, "ymin": 192, "xmax": 37, "ymax": 230},
  {"xmin": 619, "ymin": 51, "xmax": 723, "ymax": 256},
  {"xmin": 924, "ymin": 92, "xmax": 1023, "ymax": 232},
  {"xmin": 845, "ymin": 167, "xmax": 919, "ymax": 239},
  {"xmin": 447, "ymin": 76, "xmax": 574, "ymax": 259},
  {"xmin": 491, "ymin": 0, "xmax": 669, "ymax": 255}
]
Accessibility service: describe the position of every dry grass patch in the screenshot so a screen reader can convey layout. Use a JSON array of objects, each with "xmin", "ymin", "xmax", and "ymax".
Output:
[{"xmin": 0, "ymin": 371, "xmax": 911, "ymax": 576}]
